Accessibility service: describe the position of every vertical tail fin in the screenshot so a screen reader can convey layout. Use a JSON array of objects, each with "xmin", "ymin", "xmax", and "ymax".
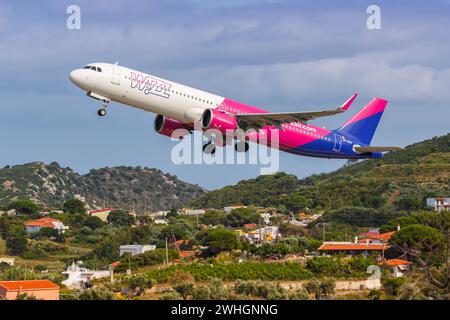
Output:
[{"xmin": 337, "ymin": 98, "xmax": 387, "ymax": 145}]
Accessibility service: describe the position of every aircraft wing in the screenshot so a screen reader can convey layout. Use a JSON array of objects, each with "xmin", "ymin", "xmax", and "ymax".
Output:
[
  {"xmin": 354, "ymin": 146, "xmax": 403, "ymax": 153},
  {"xmin": 236, "ymin": 93, "xmax": 358, "ymax": 130}
]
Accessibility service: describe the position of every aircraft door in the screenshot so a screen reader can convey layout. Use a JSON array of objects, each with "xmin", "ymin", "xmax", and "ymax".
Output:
[
  {"xmin": 111, "ymin": 64, "xmax": 121, "ymax": 85},
  {"xmin": 333, "ymin": 134, "xmax": 343, "ymax": 152}
]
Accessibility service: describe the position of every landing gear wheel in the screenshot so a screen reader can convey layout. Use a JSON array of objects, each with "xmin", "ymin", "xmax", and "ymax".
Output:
[
  {"xmin": 203, "ymin": 143, "xmax": 216, "ymax": 155},
  {"xmin": 97, "ymin": 100, "xmax": 110, "ymax": 117},
  {"xmin": 235, "ymin": 141, "xmax": 249, "ymax": 153}
]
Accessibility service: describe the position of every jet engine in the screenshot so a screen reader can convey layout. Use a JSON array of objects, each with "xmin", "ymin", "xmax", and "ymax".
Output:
[
  {"xmin": 154, "ymin": 115, "xmax": 191, "ymax": 138},
  {"xmin": 201, "ymin": 108, "xmax": 237, "ymax": 134}
]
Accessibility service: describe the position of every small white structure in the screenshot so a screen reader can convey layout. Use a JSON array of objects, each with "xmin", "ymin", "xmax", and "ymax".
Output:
[
  {"xmin": 0, "ymin": 257, "xmax": 15, "ymax": 266},
  {"xmin": 119, "ymin": 245, "xmax": 156, "ymax": 256},
  {"xmin": 182, "ymin": 209, "xmax": 206, "ymax": 216},
  {"xmin": 62, "ymin": 262, "xmax": 111, "ymax": 289},
  {"xmin": 383, "ymin": 259, "xmax": 413, "ymax": 278},
  {"xmin": 426, "ymin": 198, "xmax": 450, "ymax": 212},
  {"xmin": 153, "ymin": 219, "xmax": 169, "ymax": 225}
]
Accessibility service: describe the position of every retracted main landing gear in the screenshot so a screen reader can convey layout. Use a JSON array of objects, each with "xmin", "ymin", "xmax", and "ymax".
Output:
[
  {"xmin": 234, "ymin": 141, "xmax": 250, "ymax": 153},
  {"xmin": 202, "ymin": 143, "xmax": 216, "ymax": 155},
  {"xmin": 97, "ymin": 100, "xmax": 109, "ymax": 117}
]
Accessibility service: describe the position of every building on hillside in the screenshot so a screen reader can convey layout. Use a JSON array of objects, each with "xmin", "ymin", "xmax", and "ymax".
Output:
[
  {"xmin": 0, "ymin": 257, "xmax": 15, "ymax": 266},
  {"xmin": 149, "ymin": 211, "xmax": 169, "ymax": 218},
  {"xmin": 318, "ymin": 242, "xmax": 388, "ymax": 258},
  {"xmin": 62, "ymin": 262, "xmax": 111, "ymax": 289},
  {"xmin": 88, "ymin": 208, "xmax": 114, "ymax": 222},
  {"xmin": 153, "ymin": 219, "xmax": 168, "ymax": 225},
  {"xmin": 0, "ymin": 209, "xmax": 16, "ymax": 217},
  {"xmin": 243, "ymin": 223, "xmax": 258, "ymax": 230},
  {"xmin": 0, "ymin": 280, "xmax": 59, "ymax": 300},
  {"xmin": 24, "ymin": 217, "xmax": 69, "ymax": 234},
  {"xmin": 224, "ymin": 206, "xmax": 248, "ymax": 213},
  {"xmin": 358, "ymin": 230, "xmax": 396, "ymax": 243},
  {"xmin": 426, "ymin": 197, "xmax": 450, "ymax": 212},
  {"xmin": 119, "ymin": 245, "xmax": 156, "ymax": 256},
  {"xmin": 181, "ymin": 209, "xmax": 206, "ymax": 216},
  {"xmin": 381, "ymin": 259, "xmax": 412, "ymax": 278},
  {"xmin": 244, "ymin": 226, "xmax": 280, "ymax": 244}
]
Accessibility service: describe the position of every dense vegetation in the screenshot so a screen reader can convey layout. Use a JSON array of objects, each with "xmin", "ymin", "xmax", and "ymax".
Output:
[
  {"xmin": 190, "ymin": 134, "xmax": 449, "ymax": 209},
  {"xmin": 0, "ymin": 162, "xmax": 206, "ymax": 210}
]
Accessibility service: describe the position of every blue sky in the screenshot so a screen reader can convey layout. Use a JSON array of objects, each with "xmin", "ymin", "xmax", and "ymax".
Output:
[{"xmin": 0, "ymin": 0, "xmax": 449, "ymax": 190}]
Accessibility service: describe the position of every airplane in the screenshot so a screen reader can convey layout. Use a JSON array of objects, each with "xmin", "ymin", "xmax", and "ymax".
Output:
[{"xmin": 69, "ymin": 62, "xmax": 402, "ymax": 159}]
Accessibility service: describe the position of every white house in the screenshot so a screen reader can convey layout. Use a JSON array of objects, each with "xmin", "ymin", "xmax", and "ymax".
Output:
[
  {"xmin": 119, "ymin": 245, "xmax": 156, "ymax": 256},
  {"xmin": 182, "ymin": 209, "xmax": 206, "ymax": 216},
  {"xmin": 62, "ymin": 262, "xmax": 111, "ymax": 289},
  {"xmin": 24, "ymin": 218, "xmax": 69, "ymax": 234},
  {"xmin": 426, "ymin": 198, "xmax": 450, "ymax": 212}
]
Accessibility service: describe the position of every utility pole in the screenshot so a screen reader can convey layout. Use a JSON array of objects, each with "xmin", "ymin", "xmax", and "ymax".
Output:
[
  {"xmin": 322, "ymin": 223, "xmax": 326, "ymax": 242},
  {"xmin": 165, "ymin": 237, "xmax": 169, "ymax": 266}
]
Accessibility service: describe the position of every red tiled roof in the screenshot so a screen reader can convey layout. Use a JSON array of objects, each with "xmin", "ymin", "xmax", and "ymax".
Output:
[
  {"xmin": 24, "ymin": 217, "xmax": 61, "ymax": 228},
  {"xmin": 318, "ymin": 243, "xmax": 388, "ymax": 251},
  {"xmin": 0, "ymin": 280, "xmax": 59, "ymax": 291},
  {"xmin": 179, "ymin": 251, "xmax": 197, "ymax": 258},
  {"xmin": 244, "ymin": 223, "xmax": 258, "ymax": 229},
  {"xmin": 383, "ymin": 259, "xmax": 412, "ymax": 266},
  {"xmin": 359, "ymin": 231, "xmax": 395, "ymax": 241}
]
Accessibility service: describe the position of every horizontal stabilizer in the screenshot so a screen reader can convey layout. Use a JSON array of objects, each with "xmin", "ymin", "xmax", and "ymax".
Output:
[{"xmin": 354, "ymin": 146, "xmax": 403, "ymax": 154}]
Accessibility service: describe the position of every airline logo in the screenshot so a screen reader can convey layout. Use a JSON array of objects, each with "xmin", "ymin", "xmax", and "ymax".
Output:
[{"xmin": 130, "ymin": 72, "xmax": 172, "ymax": 99}]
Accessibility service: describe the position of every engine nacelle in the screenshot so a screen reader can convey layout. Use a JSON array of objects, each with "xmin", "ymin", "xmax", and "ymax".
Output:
[
  {"xmin": 201, "ymin": 109, "xmax": 237, "ymax": 134},
  {"xmin": 154, "ymin": 115, "xmax": 191, "ymax": 138}
]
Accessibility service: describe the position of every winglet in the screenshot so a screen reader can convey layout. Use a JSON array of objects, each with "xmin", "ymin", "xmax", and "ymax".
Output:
[{"xmin": 340, "ymin": 93, "xmax": 358, "ymax": 111}]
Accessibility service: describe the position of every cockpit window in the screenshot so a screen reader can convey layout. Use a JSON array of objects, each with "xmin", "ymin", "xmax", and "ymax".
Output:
[{"xmin": 83, "ymin": 65, "xmax": 102, "ymax": 72}]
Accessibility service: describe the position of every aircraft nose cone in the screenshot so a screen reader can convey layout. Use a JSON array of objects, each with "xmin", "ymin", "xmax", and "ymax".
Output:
[{"xmin": 69, "ymin": 69, "xmax": 82, "ymax": 85}]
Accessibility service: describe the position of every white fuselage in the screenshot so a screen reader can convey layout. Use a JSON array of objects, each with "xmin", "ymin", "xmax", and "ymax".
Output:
[{"xmin": 69, "ymin": 62, "xmax": 224, "ymax": 123}]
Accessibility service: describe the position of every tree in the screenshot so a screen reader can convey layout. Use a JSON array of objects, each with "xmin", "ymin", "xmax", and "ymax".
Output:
[
  {"xmin": 395, "ymin": 196, "xmax": 422, "ymax": 212},
  {"xmin": 173, "ymin": 282, "xmax": 194, "ymax": 300},
  {"xmin": 123, "ymin": 275, "xmax": 154, "ymax": 297},
  {"xmin": 391, "ymin": 224, "xmax": 447, "ymax": 290},
  {"xmin": 7, "ymin": 199, "xmax": 39, "ymax": 215},
  {"xmin": 63, "ymin": 198, "xmax": 86, "ymax": 214},
  {"xmin": 226, "ymin": 208, "xmax": 259, "ymax": 228},
  {"xmin": 197, "ymin": 228, "xmax": 241, "ymax": 256},
  {"xmin": 382, "ymin": 276, "xmax": 405, "ymax": 297},
  {"xmin": 107, "ymin": 210, "xmax": 135, "ymax": 227},
  {"xmin": 191, "ymin": 285, "xmax": 211, "ymax": 300},
  {"xmin": 200, "ymin": 210, "xmax": 226, "ymax": 226},
  {"xmin": 79, "ymin": 287, "xmax": 115, "ymax": 300},
  {"xmin": 5, "ymin": 225, "xmax": 28, "ymax": 256},
  {"xmin": 82, "ymin": 216, "xmax": 105, "ymax": 229},
  {"xmin": 304, "ymin": 278, "xmax": 335, "ymax": 300}
]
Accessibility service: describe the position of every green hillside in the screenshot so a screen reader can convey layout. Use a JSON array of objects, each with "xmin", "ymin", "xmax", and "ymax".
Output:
[
  {"xmin": 190, "ymin": 134, "xmax": 450, "ymax": 210},
  {"xmin": 0, "ymin": 162, "xmax": 206, "ymax": 211}
]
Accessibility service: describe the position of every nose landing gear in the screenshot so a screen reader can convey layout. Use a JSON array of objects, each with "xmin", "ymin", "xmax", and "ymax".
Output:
[{"xmin": 97, "ymin": 100, "xmax": 109, "ymax": 117}]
